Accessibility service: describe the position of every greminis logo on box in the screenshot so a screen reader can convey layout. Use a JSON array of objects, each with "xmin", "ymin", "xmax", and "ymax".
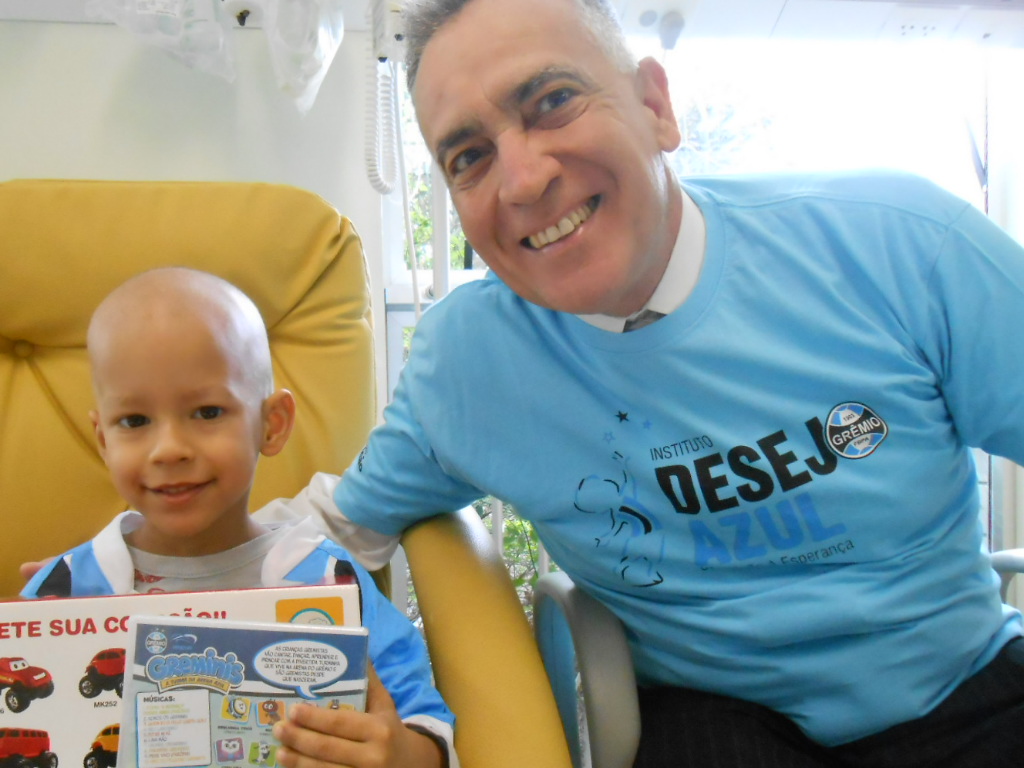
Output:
[
  {"xmin": 144, "ymin": 635, "xmax": 245, "ymax": 695},
  {"xmin": 826, "ymin": 402, "xmax": 888, "ymax": 459}
]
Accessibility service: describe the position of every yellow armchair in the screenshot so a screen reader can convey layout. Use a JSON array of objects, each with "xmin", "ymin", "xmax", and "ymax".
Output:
[
  {"xmin": 404, "ymin": 507, "xmax": 573, "ymax": 768},
  {"xmin": 0, "ymin": 178, "xmax": 570, "ymax": 768}
]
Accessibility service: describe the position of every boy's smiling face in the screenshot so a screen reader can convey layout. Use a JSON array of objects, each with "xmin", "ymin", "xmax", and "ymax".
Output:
[{"xmin": 88, "ymin": 270, "xmax": 293, "ymax": 557}]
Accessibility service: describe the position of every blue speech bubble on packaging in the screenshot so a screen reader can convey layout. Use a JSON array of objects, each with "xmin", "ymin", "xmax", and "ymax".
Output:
[{"xmin": 254, "ymin": 640, "xmax": 348, "ymax": 699}]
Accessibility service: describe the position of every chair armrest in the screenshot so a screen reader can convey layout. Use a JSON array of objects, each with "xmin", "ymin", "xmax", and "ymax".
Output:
[
  {"xmin": 991, "ymin": 548, "xmax": 1024, "ymax": 600},
  {"xmin": 534, "ymin": 571, "xmax": 640, "ymax": 768},
  {"xmin": 402, "ymin": 508, "xmax": 572, "ymax": 768}
]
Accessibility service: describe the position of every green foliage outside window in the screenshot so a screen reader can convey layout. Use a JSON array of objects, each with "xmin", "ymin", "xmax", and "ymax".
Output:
[
  {"xmin": 403, "ymin": 168, "xmax": 470, "ymax": 272},
  {"xmin": 403, "ymin": 497, "xmax": 545, "ymax": 628},
  {"xmin": 476, "ymin": 498, "xmax": 545, "ymax": 617}
]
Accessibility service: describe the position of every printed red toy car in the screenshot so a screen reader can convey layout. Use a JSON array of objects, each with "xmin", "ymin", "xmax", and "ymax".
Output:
[
  {"xmin": 0, "ymin": 727, "xmax": 58, "ymax": 768},
  {"xmin": 0, "ymin": 658, "xmax": 54, "ymax": 713},
  {"xmin": 78, "ymin": 649, "xmax": 125, "ymax": 699}
]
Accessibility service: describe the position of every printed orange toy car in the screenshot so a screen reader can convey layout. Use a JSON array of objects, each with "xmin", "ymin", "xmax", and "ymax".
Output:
[{"xmin": 83, "ymin": 724, "xmax": 119, "ymax": 768}]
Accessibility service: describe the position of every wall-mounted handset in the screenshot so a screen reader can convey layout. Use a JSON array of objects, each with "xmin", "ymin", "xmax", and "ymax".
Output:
[
  {"xmin": 365, "ymin": 0, "xmax": 423, "ymax": 319},
  {"xmin": 365, "ymin": 0, "xmax": 407, "ymax": 195}
]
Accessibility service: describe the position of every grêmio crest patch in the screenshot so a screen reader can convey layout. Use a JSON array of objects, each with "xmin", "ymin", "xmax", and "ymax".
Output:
[{"xmin": 826, "ymin": 402, "xmax": 888, "ymax": 459}]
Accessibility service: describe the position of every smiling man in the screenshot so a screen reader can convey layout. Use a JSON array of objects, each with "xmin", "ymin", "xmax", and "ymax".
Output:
[{"xmin": 317, "ymin": 0, "xmax": 1024, "ymax": 765}]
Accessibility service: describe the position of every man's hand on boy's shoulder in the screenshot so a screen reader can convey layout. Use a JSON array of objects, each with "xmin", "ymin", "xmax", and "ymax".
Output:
[
  {"xmin": 20, "ymin": 558, "xmax": 52, "ymax": 582},
  {"xmin": 256, "ymin": 471, "xmax": 401, "ymax": 571},
  {"xmin": 273, "ymin": 662, "xmax": 446, "ymax": 768}
]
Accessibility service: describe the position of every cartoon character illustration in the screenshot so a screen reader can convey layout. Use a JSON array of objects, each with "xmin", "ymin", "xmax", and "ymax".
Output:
[
  {"xmin": 248, "ymin": 741, "xmax": 277, "ymax": 766},
  {"xmin": 0, "ymin": 727, "xmax": 57, "ymax": 768},
  {"xmin": 222, "ymin": 696, "xmax": 251, "ymax": 723},
  {"xmin": 0, "ymin": 657, "xmax": 55, "ymax": 713},
  {"xmin": 575, "ymin": 452, "xmax": 665, "ymax": 586},
  {"xmin": 79, "ymin": 648, "xmax": 125, "ymax": 699},
  {"xmin": 217, "ymin": 738, "xmax": 246, "ymax": 762},
  {"xmin": 257, "ymin": 699, "xmax": 284, "ymax": 726},
  {"xmin": 83, "ymin": 724, "xmax": 119, "ymax": 768}
]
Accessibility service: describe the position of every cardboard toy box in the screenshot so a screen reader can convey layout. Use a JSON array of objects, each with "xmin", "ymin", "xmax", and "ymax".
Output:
[{"xmin": 0, "ymin": 584, "xmax": 360, "ymax": 767}]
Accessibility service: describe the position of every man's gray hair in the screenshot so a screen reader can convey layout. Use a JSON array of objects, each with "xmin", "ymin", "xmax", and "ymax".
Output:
[{"xmin": 403, "ymin": 0, "xmax": 637, "ymax": 90}]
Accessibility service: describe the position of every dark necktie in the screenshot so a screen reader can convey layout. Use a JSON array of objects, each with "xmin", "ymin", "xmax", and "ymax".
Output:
[{"xmin": 623, "ymin": 309, "xmax": 666, "ymax": 332}]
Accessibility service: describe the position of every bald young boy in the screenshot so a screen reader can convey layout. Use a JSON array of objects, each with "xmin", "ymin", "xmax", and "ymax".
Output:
[{"xmin": 21, "ymin": 267, "xmax": 456, "ymax": 768}]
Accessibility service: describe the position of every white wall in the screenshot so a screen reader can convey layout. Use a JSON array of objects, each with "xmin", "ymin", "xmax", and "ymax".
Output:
[
  {"xmin": 988, "ymin": 50, "xmax": 1024, "ymax": 243},
  {"xmin": 0, "ymin": 18, "xmax": 393, "ymax": 414}
]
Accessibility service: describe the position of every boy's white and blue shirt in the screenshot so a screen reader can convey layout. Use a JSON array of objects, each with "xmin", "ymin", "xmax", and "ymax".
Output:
[{"xmin": 23, "ymin": 509, "xmax": 457, "ymax": 764}]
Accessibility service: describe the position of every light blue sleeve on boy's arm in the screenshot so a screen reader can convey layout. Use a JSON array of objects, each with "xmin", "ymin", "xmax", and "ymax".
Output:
[{"xmin": 356, "ymin": 562, "xmax": 456, "ymax": 725}]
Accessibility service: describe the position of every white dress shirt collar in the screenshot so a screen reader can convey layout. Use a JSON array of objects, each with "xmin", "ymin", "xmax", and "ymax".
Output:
[{"xmin": 578, "ymin": 187, "xmax": 706, "ymax": 332}]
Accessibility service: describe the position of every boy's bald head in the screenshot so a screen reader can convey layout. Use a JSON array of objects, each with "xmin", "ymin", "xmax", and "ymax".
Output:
[{"xmin": 87, "ymin": 267, "xmax": 274, "ymax": 402}]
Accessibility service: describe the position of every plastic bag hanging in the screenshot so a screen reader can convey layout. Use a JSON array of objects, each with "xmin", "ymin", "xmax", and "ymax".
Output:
[
  {"xmin": 263, "ymin": 0, "xmax": 345, "ymax": 114},
  {"xmin": 86, "ymin": 0, "xmax": 237, "ymax": 82}
]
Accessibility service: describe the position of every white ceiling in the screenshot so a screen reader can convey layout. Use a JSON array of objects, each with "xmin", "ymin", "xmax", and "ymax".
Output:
[
  {"xmin": 615, "ymin": 0, "xmax": 1024, "ymax": 47},
  {"xmin": 0, "ymin": 0, "xmax": 372, "ymax": 26},
  {"xmin": 2, "ymin": 0, "xmax": 1024, "ymax": 46}
]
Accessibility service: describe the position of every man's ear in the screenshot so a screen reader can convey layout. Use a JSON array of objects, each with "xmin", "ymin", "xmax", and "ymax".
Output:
[
  {"xmin": 90, "ymin": 410, "xmax": 108, "ymax": 458},
  {"xmin": 260, "ymin": 389, "xmax": 297, "ymax": 457},
  {"xmin": 636, "ymin": 57, "xmax": 682, "ymax": 153}
]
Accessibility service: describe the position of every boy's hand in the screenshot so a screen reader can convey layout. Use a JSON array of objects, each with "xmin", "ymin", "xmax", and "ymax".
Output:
[{"xmin": 274, "ymin": 662, "xmax": 445, "ymax": 768}]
